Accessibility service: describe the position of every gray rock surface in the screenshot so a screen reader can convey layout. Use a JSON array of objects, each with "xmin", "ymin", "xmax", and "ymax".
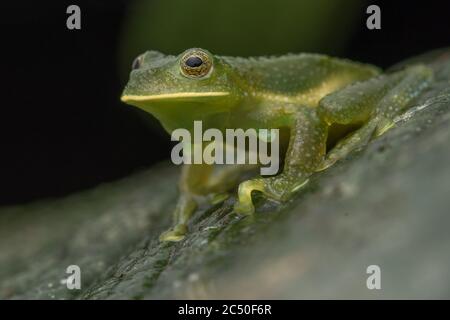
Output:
[{"xmin": 1, "ymin": 50, "xmax": 450, "ymax": 299}]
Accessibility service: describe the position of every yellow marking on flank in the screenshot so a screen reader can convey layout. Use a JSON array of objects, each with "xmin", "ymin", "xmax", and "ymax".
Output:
[
  {"xmin": 121, "ymin": 92, "xmax": 230, "ymax": 102},
  {"xmin": 256, "ymin": 75, "xmax": 354, "ymax": 106}
]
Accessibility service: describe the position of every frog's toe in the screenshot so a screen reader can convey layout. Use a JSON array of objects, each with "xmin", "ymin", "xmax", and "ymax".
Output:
[
  {"xmin": 317, "ymin": 120, "xmax": 379, "ymax": 172},
  {"xmin": 374, "ymin": 117, "xmax": 396, "ymax": 137},
  {"xmin": 316, "ymin": 156, "xmax": 338, "ymax": 172},
  {"xmin": 159, "ymin": 224, "xmax": 188, "ymax": 242},
  {"xmin": 316, "ymin": 140, "xmax": 359, "ymax": 172}
]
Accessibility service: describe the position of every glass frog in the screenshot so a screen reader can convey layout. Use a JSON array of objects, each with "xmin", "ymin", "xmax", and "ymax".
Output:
[{"xmin": 121, "ymin": 48, "xmax": 432, "ymax": 241}]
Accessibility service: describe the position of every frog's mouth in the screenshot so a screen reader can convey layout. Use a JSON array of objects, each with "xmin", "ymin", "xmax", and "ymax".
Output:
[
  {"xmin": 121, "ymin": 91, "xmax": 234, "ymax": 132},
  {"xmin": 121, "ymin": 91, "xmax": 230, "ymax": 103}
]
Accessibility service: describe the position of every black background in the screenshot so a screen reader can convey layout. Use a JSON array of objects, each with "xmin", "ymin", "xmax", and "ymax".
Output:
[{"xmin": 1, "ymin": 0, "xmax": 449, "ymax": 204}]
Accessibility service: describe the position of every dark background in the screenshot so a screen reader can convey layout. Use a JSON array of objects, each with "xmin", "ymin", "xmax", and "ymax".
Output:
[{"xmin": 0, "ymin": 0, "xmax": 449, "ymax": 205}]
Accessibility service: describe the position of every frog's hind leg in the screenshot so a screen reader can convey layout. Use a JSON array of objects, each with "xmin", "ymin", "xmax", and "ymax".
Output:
[{"xmin": 317, "ymin": 64, "xmax": 433, "ymax": 171}]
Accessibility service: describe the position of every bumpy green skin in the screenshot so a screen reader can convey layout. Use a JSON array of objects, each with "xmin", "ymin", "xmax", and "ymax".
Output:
[{"xmin": 121, "ymin": 48, "xmax": 433, "ymax": 241}]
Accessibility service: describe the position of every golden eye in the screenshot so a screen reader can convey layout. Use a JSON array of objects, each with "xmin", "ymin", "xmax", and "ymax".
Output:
[{"xmin": 180, "ymin": 50, "xmax": 212, "ymax": 78}]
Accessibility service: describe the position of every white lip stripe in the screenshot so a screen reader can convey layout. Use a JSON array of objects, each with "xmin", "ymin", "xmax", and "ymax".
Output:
[{"xmin": 121, "ymin": 92, "xmax": 229, "ymax": 101}]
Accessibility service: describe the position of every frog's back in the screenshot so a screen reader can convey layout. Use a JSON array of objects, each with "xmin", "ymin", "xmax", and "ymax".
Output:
[{"xmin": 223, "ymin": 53, "xmax": 381, "ymax": 106}]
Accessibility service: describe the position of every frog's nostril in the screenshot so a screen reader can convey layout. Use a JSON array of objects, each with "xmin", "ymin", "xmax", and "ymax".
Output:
[{"xmin": 185, "ymin": 56, "xmax": 203, "ymax": 68}]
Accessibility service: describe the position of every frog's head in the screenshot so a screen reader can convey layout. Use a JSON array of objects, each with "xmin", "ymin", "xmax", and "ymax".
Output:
[{"xmin": 121, "ymin": 48, "xmax": 243, "ymax": 133}]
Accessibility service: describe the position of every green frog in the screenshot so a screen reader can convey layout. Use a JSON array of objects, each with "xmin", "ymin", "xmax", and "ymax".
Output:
[{"xmin": 121, "ymin": 48, "xmax": 433, "ymax": 241}]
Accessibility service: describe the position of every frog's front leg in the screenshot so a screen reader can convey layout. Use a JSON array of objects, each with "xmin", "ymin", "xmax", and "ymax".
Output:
[
  {"xmin": 234, "ymin": 108, "xmax": 328, "ymax": 215},
  {"xmin": 159, "ymin": 163, "xmax": 212, "ymax": 242},
  {"xmin": 317, "ymin": 64, "xmax": 433, "ymax": 170},
  {"xmin": 160, "ymin": 161, "xmax": 259, "ymax": 242}
]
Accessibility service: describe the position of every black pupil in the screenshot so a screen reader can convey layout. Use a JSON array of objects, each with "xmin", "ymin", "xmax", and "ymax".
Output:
[{"xmin": 185, "ymin": 56, "xmax": 203, "ymax": 68}]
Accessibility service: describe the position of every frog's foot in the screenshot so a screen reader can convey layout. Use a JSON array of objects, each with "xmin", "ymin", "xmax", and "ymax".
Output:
[
  {"xmin": 159, "ymin": 223, "xmax": 188, "ymax": 242},
  {"xmin": 317, "ymin": 117, "xmax": 391, "ymax": 171},
  {"xmin": 159, "ymin": 193, "xmax": 197, "ymax": 242},
  {"xmin": 317, "ymin": 64, "xmax": 432, "ymax": 172},
  {"xmin": 233, "ymin": 179, "xmax": 265, "ymax": 215},
  {"xmin": 234, "ymin": 176, "xmax": 309, "ymax": 215}
]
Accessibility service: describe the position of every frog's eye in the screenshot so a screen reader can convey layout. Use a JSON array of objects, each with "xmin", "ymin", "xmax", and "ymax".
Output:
[
  {"xmin": 132, "ymin": 55, "xmax": 144, "ymax": 70},
  {"xmin": 180, "ymin": 50, "xmax": 212, "ymax": 78}
]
